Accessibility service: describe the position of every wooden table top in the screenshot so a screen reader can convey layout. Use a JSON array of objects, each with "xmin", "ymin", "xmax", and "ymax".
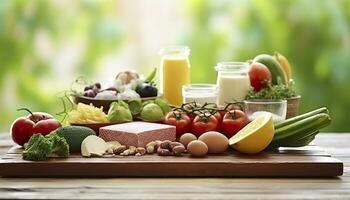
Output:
[{"xmin": 0, "ymin": 133, "xmax": 349, "ymax": 200}]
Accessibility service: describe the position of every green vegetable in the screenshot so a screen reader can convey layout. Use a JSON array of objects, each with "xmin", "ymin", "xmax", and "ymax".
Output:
[
  {"xmin": 245, "ymin": 81, "xmax": 297, "ymax": 100},
  {"xmin": 140, "ymin": 103, "xmax": 164, "ymax": 122},
  {"xmin": 108, "ymin": 100, "xmax": 133, "ymax": 123},
  {"xmin": 55, "ymin": 126, "xmax": 96, "ymax": 153},
  {"xmin": 274, "ymin": 107, "xmax": 329, "ymax": 129},
  {"xmin": 145, "ymin": 67, "xmax": 157, "ymax": 83},
  {"xmin": 155, "ymin": 98, "xmax": 171, "ymax": 115},
  {"xmin": 128, "ymin": 98, "xmax": 142, "ymax": 116},
  {"xmin": 46, "ymin": 133, "xmax": 70, "ymax": 157},
  {"xmin": 22, "ymin": 133, "xmax": 70, "ymax": 161},
  {"xmin": 270, "ymin": 113, "xmax": 331, "ymax": 148}
]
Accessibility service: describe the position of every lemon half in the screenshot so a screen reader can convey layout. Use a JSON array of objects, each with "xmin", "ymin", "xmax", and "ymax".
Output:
[{"xmin": 229, "ymin": 113, "xmax": 274, "ymax": 154}]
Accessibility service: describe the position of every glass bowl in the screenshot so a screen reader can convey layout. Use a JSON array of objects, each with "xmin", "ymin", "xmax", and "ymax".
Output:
[{"xmin": 244, "ymin": 99, "xmax": 287, "ymax": 123}]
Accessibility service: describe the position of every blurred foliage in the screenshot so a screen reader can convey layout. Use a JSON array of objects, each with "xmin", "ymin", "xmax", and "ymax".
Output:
[
  {"xmin": 0, "ymin": 0, "xmax": 122, "ymax": 131},
  {"xmin": 185, "ymin": 0, "xmax": 350, "ymax": 132},
  {"xmin": 0, "ymin": 0, "xmax": 349, "ymax": 132}
]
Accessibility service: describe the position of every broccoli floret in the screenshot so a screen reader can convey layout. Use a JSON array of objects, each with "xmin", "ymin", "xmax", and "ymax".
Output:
[
  {"xmin": 47, "ymin": 133, "xmax": 69, "ymax": 157},
  {"xmin": 22, "ymin": 133, "xmax": 70, "ymax": 161},
  {"xmin": 22, "ymin": 134, "xmax": 52, "ymax": 161}
]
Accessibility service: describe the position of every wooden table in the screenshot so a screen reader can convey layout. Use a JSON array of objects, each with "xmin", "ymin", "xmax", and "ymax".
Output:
[{"xmin": 0, "ymin": 133, "xmax": 349, "ymax": 200}]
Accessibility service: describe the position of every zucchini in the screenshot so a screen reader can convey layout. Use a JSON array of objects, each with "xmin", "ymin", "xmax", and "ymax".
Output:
[
  {"xmin": 55, "ymin": 126, "xmax": 96, "ymax": 153},
  {"xmin": 274, "ymin": 107, "xmax": 329, "ymax": 130},
  {"xmin": 273, "ymin": 113, "xmax": 331, "ymax": 142}
]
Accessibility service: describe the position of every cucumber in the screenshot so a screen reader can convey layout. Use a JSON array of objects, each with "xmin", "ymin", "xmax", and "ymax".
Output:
[
  {"xmin": 272, "ymin": 130, "xmax": 319, "ymax": 148},
  {"xmin": 277, "ymin": 135, "xmax": 316, "ymax": 147},
  {"xmin": 253, "ymin": 54, "xmax": 288, "ymax": 85},
  {"xmin": 55, "ymin": 126, "xmax": 96, "ymax": 153},
  {"xmin": 273, "ymin": 113, "xmax": 331, "ymax": 142},
  {"xmin": 274, "ymin": 107, "xmax": 329, "ymax": 130}
]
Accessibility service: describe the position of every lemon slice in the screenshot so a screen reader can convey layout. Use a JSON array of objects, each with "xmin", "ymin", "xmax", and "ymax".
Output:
[{"xmin": 229, "ymin": 113, "xmax": 274, "ymax": 154}]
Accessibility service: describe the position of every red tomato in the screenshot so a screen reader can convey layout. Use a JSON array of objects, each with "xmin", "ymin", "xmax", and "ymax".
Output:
[
  {"xmin": 191, "ymin": 113, "xmax": 219, "ymax": 137},
  {"xmin": 11, "ymin": 117, "xmax": 35, "ymax": 146},
  {"xmin": 248, "ymin": 62, "xmax": 272, "ymax": 92},
  {"xmin": 221, "ymin": 110, "xmax": 249, "ymax": 138},
  {"xmin": 218, "ymin": 104, "xmax": 242, "ymax": 119},
  {"xmin": 11, "ymin": 108, "xmax": 61, "ymax": 146},
  {"xmin": 164, "ymin": 111, "xmax": 192, "ymax": 139}
]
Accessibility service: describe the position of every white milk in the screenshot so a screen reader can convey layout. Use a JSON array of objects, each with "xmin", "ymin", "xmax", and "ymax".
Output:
[{"xmin": 217, "ymin": 75, "xmax": 250, "ymax": 105}]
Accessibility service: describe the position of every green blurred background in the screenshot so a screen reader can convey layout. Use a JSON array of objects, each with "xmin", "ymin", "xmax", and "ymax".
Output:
[{"xmin": 0, "ymin": 0, "xmax": 349, "ymax": 132}]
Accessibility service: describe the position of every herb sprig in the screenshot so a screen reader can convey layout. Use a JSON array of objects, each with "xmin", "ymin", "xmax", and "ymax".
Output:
[{"xmin": 245, "ymin": 81, "xmax": 298, "ymax": 100}]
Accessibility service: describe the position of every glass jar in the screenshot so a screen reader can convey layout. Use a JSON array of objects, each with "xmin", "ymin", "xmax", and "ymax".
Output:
[
  {"xmin": 159, "ymin": 46, "xmax": 191, "ymax": 106},
  {"xmin": 215, "ymin": 62, "xmax": 250, "ymax": 105},
  {"xmin": 244, "ymin": 99, "xmax": 287, "ymax": 123},
  {"xmin": 182, "ymin": 84, "xmax": 218, "ymax": 105}
]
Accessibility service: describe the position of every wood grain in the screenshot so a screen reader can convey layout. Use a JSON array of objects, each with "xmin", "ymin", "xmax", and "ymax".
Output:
[
  {"xmin": 0, "ymin": 133, "xmax": 349, "ymax": 199},
  {"xmin": 0, "ymin": 144, "xmax": 343, "ymax": 177}
]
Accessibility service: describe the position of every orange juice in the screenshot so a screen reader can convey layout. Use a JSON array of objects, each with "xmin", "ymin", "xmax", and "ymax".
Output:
[{"xmin": 160, "ymin": 46, "xmax": 191, "ymax": 106}]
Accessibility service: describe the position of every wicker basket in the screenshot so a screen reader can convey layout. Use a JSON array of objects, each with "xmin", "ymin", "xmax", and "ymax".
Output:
[{"xmin": 286, "ymin": 95, "xmax": 301, "ymax": 119}]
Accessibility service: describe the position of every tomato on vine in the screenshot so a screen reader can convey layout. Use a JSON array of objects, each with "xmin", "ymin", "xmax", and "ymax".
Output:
[
  {"xmin": 164, "ymin": 111, "xmax": 192, "ymax": 139},
  {"xmin": 191, "ymin": 113, "xmax": 219, "ymax": 137}
]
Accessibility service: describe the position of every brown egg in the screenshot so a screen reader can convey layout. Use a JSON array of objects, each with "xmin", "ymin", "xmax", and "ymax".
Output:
[
  {"xmin": 187, "ymin": 140, "xmax": 208, "ymax": 157},
  {"xmin": 179, "ymin": 133, "xmax": 197, "ymax": 147},
  {"xmin": 198, "ymin": 131, "xmax": 229, "ymax": 154}
]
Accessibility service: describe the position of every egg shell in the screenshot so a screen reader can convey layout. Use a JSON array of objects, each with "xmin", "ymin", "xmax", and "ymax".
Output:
[
  {"xmin": 187, "ymin": 140, "xmax": 208, "ymax": 157},
  {"xmin": 179, "ymin": 133, "xmax": 197, "ymax": 147},
  {"xmin": 198, "ymin": 131, "xmax": 229, "ymax": 154}
]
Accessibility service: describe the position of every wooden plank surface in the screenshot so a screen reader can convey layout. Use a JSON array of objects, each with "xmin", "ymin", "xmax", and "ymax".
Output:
[
  {"xmin": 0, "ymin": 145, "xmax": 343, "ymax": 177},
  {"xmin": 0, "ymin": 133, "xmax": 349, "ymax": 199}
]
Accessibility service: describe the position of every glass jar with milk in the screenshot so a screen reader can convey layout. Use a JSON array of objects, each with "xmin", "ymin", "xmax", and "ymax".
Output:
[
  {"xmin": 215, "ymin": 62, "xmax": 250, "ymax": 106},
  {"xmin": 182, "ymin": 84, "xmax": 218, "ymax": 105}
]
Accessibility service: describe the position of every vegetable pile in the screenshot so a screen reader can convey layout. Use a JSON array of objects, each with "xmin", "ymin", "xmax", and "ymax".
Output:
[
  {"xmin": 246, "ymin": 52, "xmax": 298, "ymax": 100},
  {"xmin": 107, "ymin": 98, "xmax": 171, "ymax": 123},
  {"xmin": 80, "ymin": 68, "xmax": 158, "ymax": 100}
]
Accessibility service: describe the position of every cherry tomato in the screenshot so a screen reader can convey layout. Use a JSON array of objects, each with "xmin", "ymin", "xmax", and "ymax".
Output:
[
  {"xmin": 221, "ymin": 110, "xmax": 249, "ymax": 138},
  {"xmin": 249, "ymin": 62, "xmax": 272, "ymax": 92},
  {"xmin": 191, "ymin": 113, "xmax": 219, "ymax": 137},
  {"xmin": 164, "ymin": 111, "xmax": 192, "ymax": 139}
]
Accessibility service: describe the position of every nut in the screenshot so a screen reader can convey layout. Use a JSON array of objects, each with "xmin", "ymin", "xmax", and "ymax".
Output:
[
  {"xmin": 172, "ymin": 145, "xmax": 186, "ymax": 156},
  {"xmin": 136, "ymin": 147, "xmax": 146, "ymax": 156},
  {"xmin": 114, "ymin": 145, "xmax": 127, "ymax": 154},
  {"xmin": 157, "ymin": 147, "xmax": 172, "ymax": 156},
  {"xmin": 120, "ymin": 146, "xmax": 137, "ymax": 156},
  {"xmin": 146, "ymin": 141, "xmax": 157, "ymax": 154},
  {"xmin": 160, "ymin": 140, "xmax": 171, "ymax": 149},
  {"xmin": 169, "ymin": 142, "xmax": 182, "ymax": 150}
]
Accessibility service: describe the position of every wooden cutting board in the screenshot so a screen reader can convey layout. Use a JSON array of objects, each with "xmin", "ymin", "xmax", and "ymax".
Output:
[{"xmin": 0, "ymin": 145, "xmax": 343, "ymax": 177}]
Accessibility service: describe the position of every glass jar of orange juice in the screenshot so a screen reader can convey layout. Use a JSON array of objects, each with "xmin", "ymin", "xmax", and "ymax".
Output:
[{"xmin": 159, "ymin": 46, "xmax": 191, "ymax": 106}]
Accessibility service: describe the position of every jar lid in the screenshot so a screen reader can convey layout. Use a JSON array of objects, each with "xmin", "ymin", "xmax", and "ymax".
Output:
[
  {"xmin": 159, "ymin": 46, "xmax": 190, "ymax": 56},
  {"xmin": 215, "ymin": 62, "xmax": 249, "ymax": 72},
  {"xmin": 182, "ymin": 84, "xmax": 218, "ymax": 94}
]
